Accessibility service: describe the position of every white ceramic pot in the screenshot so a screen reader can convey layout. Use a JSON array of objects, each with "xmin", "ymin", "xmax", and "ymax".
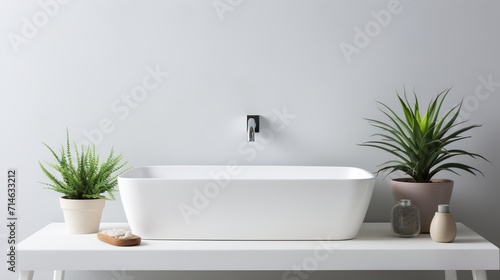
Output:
[{"xmin": 60, "ymin": 197, "xmax": 105, "ymax": 234}]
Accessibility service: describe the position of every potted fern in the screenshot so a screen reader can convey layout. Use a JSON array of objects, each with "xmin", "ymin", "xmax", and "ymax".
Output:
[
  {"xmin": 39, "ymin": 131, "xmax": 130, "ymax": 233},
  {"xmin": 360, "ymin": 88, "xmax": 487, "ymax": 232}
]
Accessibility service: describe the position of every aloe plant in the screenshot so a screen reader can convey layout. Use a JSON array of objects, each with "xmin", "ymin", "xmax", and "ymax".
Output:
[
  {"xmin": 360, "ymin": 88, "xmax": 487, "ymax": 183},
  {"xmin": 39, "ymin": 130, "xmax": 130, "ymax": 199}
]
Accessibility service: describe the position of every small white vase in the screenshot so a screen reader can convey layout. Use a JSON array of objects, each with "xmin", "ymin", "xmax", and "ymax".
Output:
[
  {"xmin": 60, "ymin": 197, "xmax": 105, "ymax": 234},
  {"xmin": 429, "ymin": 204, "xmax": 457, "ymax": 243}
]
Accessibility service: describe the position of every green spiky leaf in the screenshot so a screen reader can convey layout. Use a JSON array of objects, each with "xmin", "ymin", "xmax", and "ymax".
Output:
[
  {"xmin": 359, "ymin": 88, "xmax": 487, "ymax": 183},
  {"xmin": 39, "ymin": 129, "xmax": 131, "ymax": 199}
]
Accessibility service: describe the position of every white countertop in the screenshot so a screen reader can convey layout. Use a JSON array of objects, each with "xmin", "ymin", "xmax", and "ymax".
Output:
[{"xmin": 18, "ymin": 223, "xmax": 499, "ymax": 271}]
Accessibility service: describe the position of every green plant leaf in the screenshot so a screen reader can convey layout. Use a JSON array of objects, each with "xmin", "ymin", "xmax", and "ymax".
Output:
[
  {"xmin": 359, "ymin": 87, "xmax": 487, "ymax": 183},
  {"xmin": 39, "ymin": 130, "xmax": 131, "ymax": 199}
]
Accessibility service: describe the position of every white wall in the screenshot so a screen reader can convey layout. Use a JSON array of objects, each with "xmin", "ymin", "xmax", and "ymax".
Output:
[{"xmin": 1, "ymin": 0, "xmax": 500, "ymax": 279}]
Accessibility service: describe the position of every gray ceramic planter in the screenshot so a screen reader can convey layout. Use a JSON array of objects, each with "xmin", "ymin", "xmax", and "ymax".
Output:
[{"xmin": 390, "ymin": 178, "xmax": 453, "ymax": 233}]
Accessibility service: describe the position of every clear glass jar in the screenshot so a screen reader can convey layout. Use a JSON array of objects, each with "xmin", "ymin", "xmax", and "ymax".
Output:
[{"xmin": 391, "ymin": 199, "xmax": 420, "ymax": 237}]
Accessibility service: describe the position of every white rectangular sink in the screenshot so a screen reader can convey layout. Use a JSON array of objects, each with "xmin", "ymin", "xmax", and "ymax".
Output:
[{"xmin": 118, "ymin": 165, "xmax": 375, "ymax": 240}]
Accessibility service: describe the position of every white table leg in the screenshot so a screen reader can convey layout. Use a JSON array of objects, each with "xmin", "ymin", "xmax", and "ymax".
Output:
[
  {"xmin": 18, "ymin": 271, "xmax": 34, "ymax": 280},
  {"xmin": 53, "ymin": 270, "xmax": 65, "ymax": 280},
  {"xmin": 445, "ymin": 270, "xmax": 457, "ymax": 280},
  {"xmin": 472, "ymin": 270, "xmax": 487, "ymax": 280}
]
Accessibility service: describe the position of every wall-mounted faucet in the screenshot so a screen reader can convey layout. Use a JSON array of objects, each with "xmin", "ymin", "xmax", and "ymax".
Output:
[{"xmin": 247, "ymin": 115, "xmax": 260, "ymax": 142}]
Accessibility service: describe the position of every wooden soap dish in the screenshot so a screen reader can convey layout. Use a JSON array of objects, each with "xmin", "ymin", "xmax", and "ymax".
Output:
[{"xmin": 97, "ymin": 232, "xmax": 141, "ymax": 246}]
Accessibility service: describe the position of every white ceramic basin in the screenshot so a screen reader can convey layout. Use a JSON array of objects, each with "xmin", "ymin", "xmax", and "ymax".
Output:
[{"xmin": 118, "ymin": 165, "xmax": 375, "ymax": 240}]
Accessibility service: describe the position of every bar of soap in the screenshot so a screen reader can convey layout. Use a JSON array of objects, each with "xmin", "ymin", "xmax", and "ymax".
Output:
[{"xmin": 97, "ymin": 229, "xmax": 141, "ymax": 246}]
